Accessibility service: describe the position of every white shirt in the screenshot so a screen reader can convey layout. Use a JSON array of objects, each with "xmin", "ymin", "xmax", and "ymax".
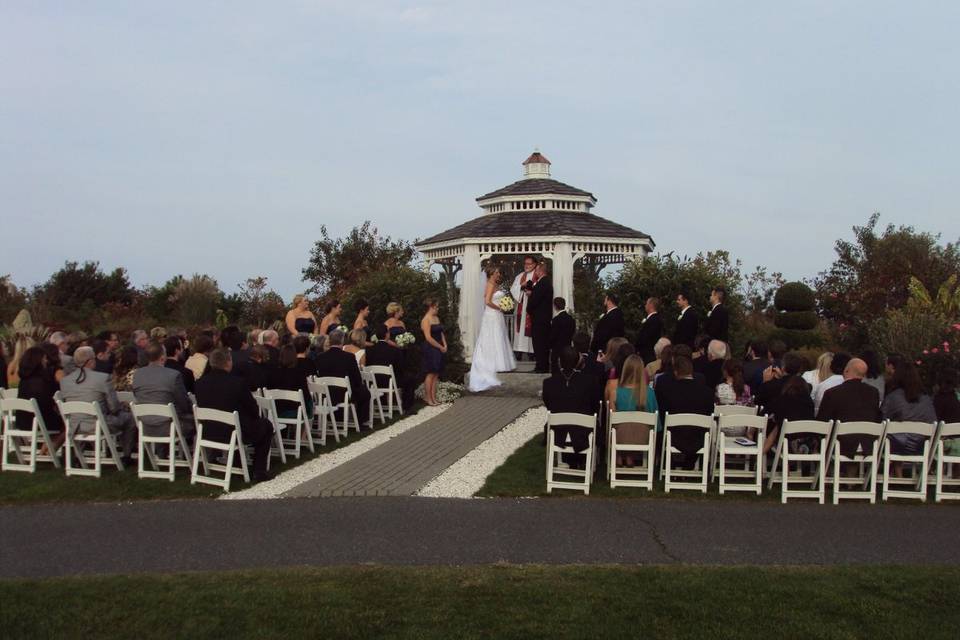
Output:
[
  {"xmin": 678, "ymin": 306, "xmax": 690, "ymax": 320},
  {"xmin": 813, "ymin": 374, "xmax": 844, "ymax": 411},
  {"xmin": 642, "ymin": 311, "xmax": 657, "ymax": 324}
]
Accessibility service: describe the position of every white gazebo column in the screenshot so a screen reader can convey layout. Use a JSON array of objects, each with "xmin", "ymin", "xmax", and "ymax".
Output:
[
  {"xmin": 552, "ymin": 241, "xmax": 575, "ymax": 312},
  {"xmin": 458, "ymin": 244, "xmax": 481, "ymax": 361}
]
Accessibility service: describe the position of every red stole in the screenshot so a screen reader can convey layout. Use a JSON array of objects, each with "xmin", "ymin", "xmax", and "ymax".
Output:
[{"xmin": 517, "ymin": 271, "xmax": 540, "ymax": 338}]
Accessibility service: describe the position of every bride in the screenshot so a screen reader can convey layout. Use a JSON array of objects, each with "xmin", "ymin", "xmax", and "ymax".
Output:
[{"xmin": 467, "ymin": 266, "xmax": 517, "ymax": 392}]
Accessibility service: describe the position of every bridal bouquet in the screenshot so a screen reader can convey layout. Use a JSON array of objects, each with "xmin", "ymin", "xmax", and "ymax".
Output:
[
  {"xmin": 337, "ymin": 324, "xmax": 349, "ymax": 334},
  {"xmin": 498, "ymin": 294, "xmax": 516, "ymax": 314},
  {"xmin": 395, "ymin": 332, "xmax": 416, "ymax": 347}
]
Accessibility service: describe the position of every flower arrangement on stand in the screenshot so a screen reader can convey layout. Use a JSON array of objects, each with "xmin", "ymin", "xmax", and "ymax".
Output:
[
  {"xmin": 415, "ymin": 381, "xmax": 464, "ymax": 404},
  {"xmin": 395, "ymin": 332, "xmax": 416, "ymax": 347}
]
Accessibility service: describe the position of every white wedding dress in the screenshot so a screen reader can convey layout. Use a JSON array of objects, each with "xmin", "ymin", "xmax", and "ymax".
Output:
[{"xmin": 468, "ymin": 290, "xmax": 517, "ymax": 392}]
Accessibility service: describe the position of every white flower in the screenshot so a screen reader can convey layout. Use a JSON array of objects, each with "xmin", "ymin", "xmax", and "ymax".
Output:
[
  {"xmin": 395, "ymin": 332, "xmax": 416, "ymax": 347},
  {"xmin": 498, "ymin": 295, "xmax": 516, "ymax": 313},
  {"xmin": 337, "ymin": 325, "xmax": 349, "ymax": 333}
]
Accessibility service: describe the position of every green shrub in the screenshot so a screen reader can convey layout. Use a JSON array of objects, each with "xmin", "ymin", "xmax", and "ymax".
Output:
[
  {"xmin": 867, "ymin": 310, "xmax": 947, "ymax": 362},
  {"xmin": 774, "ymin": 310, "xmax": 819, "ymax": 331},
  {"xmin": 774, "ymin": 282, "xmax": 816, "ymax": 312},
  {"xmin": 768, "ymin": 327, "xmax": 827, "ymax": 350}
]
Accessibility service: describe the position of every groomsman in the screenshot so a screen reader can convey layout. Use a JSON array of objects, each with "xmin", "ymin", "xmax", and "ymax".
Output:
[
  {"xmin": 549, "ymin": 297, "xmax": 576, "ymax": 373},
  {"xmin": 590, "ymin": 292, "xmax": 625, "ymax": 354},
  {"xmin": 635, "ymin": 297, "xmax": 663, "ymax": 364},
  {"xmin": 673, "ymin": 292, "xmax": 699, "ymax": 348},
  {"xmin": 704, "ymin": 286, "xmax": 730, "ymax": 343}
]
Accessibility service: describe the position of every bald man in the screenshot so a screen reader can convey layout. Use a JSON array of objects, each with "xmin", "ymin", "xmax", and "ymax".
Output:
[{"xmin": 816, "ymin": 357, "xmax": 882, "ymax": 457}]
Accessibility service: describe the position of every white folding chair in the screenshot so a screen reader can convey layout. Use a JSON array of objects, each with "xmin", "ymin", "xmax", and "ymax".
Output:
[
  {"xmin": 360, "ymin": 369, "xmax": 387, "ymax": 426},
  {"xmin": 363, "ymin": 365, "xmax": 404, "ymax": 420},
  {"xmin": 0, "ymin": 388, "xmax": 18, "ymax": 400},
  {"xmin": 130, "ymin": 402, "xmax": 192, "ymax": 481},
  {"xmin": 191, "ymin": 406, "xmax": 250, "ymax": 492},
  {"xmin": 881, "ymin": 421, "xmax": 937, "ymax": 502},
  {"xmin": 768, "ymin": 419, "xmax": 833, "ymax": 504},
  {"xmin": 316, "ymin": 376, "xmax": 360, "ymax": 435},
  {"xmin": 828, "ymin": 421, "xmax": 885, "ymax": 504},
  {"xmin": 713, "ymin": 404, "xmax": 759, "ymax": 416},
  {"xmin": 0, "ymin": 397, "xmax": 62, "ymax": 472},
  {"xmin": 607, "ymin": 409, "xmax": 657, "ymax": 490},
  {"xmin": 57, "ymin": 399, "xmax": 125, "ymax": 477},
  {"xmin": 710, "ymin": 406, "xmax": 760, "ymax": 483},
  {"xmin": 716, "ymin": 414, "xmax": 768, "ymax": 495},
  {"xmin": 935, "ymin": 422, "xmax": 960, "ymax": 502},
  {"xmin": 661, "ymin": 413, "xmax": 713, "ymax": 493},
  {"xmin": 307, "ymin": 378, "xmax": 339, "ymax": 446},
  {"xmin": 254, "ymin": 393, "xmax": 286, "ymax": 465},
  {"xmin": 546, "ymin": 412, "xmax": 596, "ymax": 495},
  {"xmin": 116, "ymin": 391, "xmax": 135, "ymax": 405},
  {"xmin": 263, "ymin": 388, "xmax": 315, "ymax": 459}
]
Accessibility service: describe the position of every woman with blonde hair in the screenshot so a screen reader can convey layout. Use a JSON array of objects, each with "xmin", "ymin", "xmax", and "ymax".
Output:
[
  {"xmin": 343, "ymin": 329, "xmax": 368, "ymax": 366},
  {"xmin": 606, "ymin": 354, "xmax": 659, "ymax": 467},
  {"xmin": 6, "ymin": 335, "xmax": 35, "ymax": 387},
  {"xmin": 384, "ymin": 302, "xmax": 406, "ymax": 343},
  {"xmin": 286, "ymin": 294, "xmax": 320, "ymax": 336},
  {"xmin": 802, "ymin": 351, "xmax": 834, "ymax": 389}
]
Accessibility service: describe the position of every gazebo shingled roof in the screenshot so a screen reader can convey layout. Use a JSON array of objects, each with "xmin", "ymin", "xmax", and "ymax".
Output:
[
  {"xmin": 418, "ymin": 210, "xmax": 652, "ymax": 246},
  {"xmin": 475, "ymin": 178, "xmax": 594, "ymax": 201}
]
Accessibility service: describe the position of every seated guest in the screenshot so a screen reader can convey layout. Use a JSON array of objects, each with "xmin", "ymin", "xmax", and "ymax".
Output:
[
  {"xmin": 16, "ymin": 346, "xmax": 65, "ymax": 450},
  {"xmin": 655, "ymin": 345, "xmax": 706, "ymax": 390},
  {"xmin": 314, "ymin": 330, "xmax": 370, "ymax": 427},
  {"xmin": 750, "ymin": 340, "xmax": 786, "ymax": 390},
  {"xmin": 813, "ymin": 352, "xmax": 852, "ymax": 412},
  {"xmin": 112, "ymin": 345, "xmax": 140, "ymax": 392},
  {"xmin": 91, "ymin": 339, "xmax": 113, "ymax": 375},
  {"xmin": 247, "ymin": 328, "xmax": 262, "ymax": 351},
  {"xmin": 885, "ymin": 353, "xmax": 906, "ymax": 396},
  {"xmin": 601, "ymin": 337, "xmax": 629, "ymax": 378},
  {"xmin": 40, "ymin": 343, "xmax": 65, "ymax": 383},
  {"xmin": 755, "ymin": 351, "xmax": 807, "ymax": 410},
  {"xmin": 760, "ymin": 353, "xmax": 814, "ymax": 452},
  {"xmin": 644, "ymin": 337, "xmax": 671, "ymax": 380},
  {"xmin": 702, "ymin": 339, "xmax": 727, "ymax": 389},
  {"xmin": 132, "ymin": 329, "xmax": 150, "ymax": 367},
  {"xmin": 549, "ymin": 297, "xmax": 576, "ymax": 373},
  {"xmin": 343, "ymin": 329, "xmax": 367, "ymax": 367},
  {"xmin": 882, "ymin": 361, "xmax": 936, "ymax": 473},
  {"xmin": 132, "ymin": 342, "xmax": 194, "ymax": 438},
  {"xmin": 802, "ymin": 351, "xmax": 834, "ymax": 390},
  {"xmin": 293, "ymin": 335, "xmax": 318, "ymax": 378},
  {"xmin": 716, "ymin": 360, "xmax": 751, "ymax": 406},
  {"xmin": 654, "ymin": 354, "xmax": 714, "ymax": 468},
  {"xmin": 934, "ymin": 369, "xmax": 960, "ymax": 465},
  {"xmin": 860, "ymin": 349, "xmax": 886, "ymax": 404},
  {"xmin": 741, "ymin": 341, "xmax": 768, "ymax": 389},
  {"xmin": 163, "ymin": 336, "xmax": 195, "ymax": 393},
  {"xmin": 652, "ymin": 344, "xmax": 674, "ymax": 389},
  {"xmin": 259, "ymin": 330, "xmax": 281, "ymax": 367},
  {"xmin": 607, "ymin": 354, "xmax": 659, "ymax": 466},
  {"xmin": 48, "ymin": 331, "xmax": 76, "ymax": 376},
  {"xmin": 95, "ymin": 330, "xmax": 120, "ymax": 373},
  {"xmin": 219, "ymin": 326, "xmax": 248, "ymax": 371},
  {"xmin": 194, "ymin": 348, "xmax": 273, "ymax": 482},
  {"xmin": 237, "ymin": 344, "xmax": 272, "ymax": 392},
  {"xmin": 692, "ymin": 334, "xmax": 711, "ymax": 378},
  {"xmin": 542, "ymin": 347, "xmax": 601, "ymax": 469},
  {"xmin": 269, "ymin": 344, "xmax": 313, "ymax": 418},
  {"xmin": 185, "ymin": 334, "xmax": 214, "ymax": 381},
  {"xmin": 366, "ymin": 324, "xmax": 416, "ymax": 410},
  {"xmin": 605, "ymin": 343, "xmax": 636, "ymax": 404},
  {"xmin": 150, "ymin": 327, "xmax": 168, "ymax": 343},
  {"xmin": 60, "ymin": 346, "xmax": 137, "ymax": 462},
  {"xmin": 816, "ymin": 358, "xmax": 882, "ymax": 458}
]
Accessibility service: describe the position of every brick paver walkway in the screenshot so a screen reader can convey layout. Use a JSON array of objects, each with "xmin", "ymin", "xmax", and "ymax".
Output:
[{"xmin": 282, "ymin": 395, "xmax": 538, "ymax": 497}]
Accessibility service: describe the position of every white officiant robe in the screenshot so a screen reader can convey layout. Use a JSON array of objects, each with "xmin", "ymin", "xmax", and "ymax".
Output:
[{"xmin": 510, "ymin": 271, "xmax": 535, "ymax": 354}]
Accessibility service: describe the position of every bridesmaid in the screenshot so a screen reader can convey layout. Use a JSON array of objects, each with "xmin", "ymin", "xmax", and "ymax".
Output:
[
  {"xmin": 384, "ymin": 302, "xmax": 406, "ymax": 344},
  {"xmin": 353, "ymin": 299, "xmax": 372, "ymax": 344},
  {"xmin": 420, "ymin": 298, "xmax": 447, "ymax": 406},
  {"xmin": 285, "ymin": 294, "xmax": 319, "ymax": 336},
  {"xmin": 318, "ymin": 300, "xmax": 343, "ymax": 335}
]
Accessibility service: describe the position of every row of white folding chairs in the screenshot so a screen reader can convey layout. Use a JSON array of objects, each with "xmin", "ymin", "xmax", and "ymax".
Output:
[{"xmin": 359, "ymin": 365, "xmax": 404, "ymax": 425}]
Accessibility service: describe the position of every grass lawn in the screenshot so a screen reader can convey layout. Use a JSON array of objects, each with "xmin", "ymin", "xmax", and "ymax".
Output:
[
  {"xmin": 2, "ymin": 564, "xmax": 958, "ymax": 639},
  {"xmin": 0, "ymin": 402, "xmax": 424, "ymax": 506}
]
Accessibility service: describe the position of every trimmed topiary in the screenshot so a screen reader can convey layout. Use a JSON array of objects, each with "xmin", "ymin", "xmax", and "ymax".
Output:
[
  {"xmin": 774, "ymin": 310, "xmax": 819, "ymax": 331},
  {"xmin": 768, "ymin": 327, "xmax": 827, "ymax": 350},
  {"xmin": 774, "ymin": 282, "xmax": 816, "ymax": 312}
]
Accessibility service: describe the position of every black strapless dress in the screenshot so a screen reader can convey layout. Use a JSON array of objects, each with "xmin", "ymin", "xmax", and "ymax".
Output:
[
  {"xmin": 422, "ymin": 323, "xmax": 445, "ymax": 374},
  {"xmin": 294, "ymin": 317, "xmax": 316, "ymax": 334},
  {"xmin": 387, "ymin": 325, "xmax": 405, "ymax": 341}
]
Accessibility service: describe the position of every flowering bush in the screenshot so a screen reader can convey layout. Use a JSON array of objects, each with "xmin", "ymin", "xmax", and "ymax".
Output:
[
  {"xmin": 916, "ymin": 323, "xmax": 960, "ymax": 389},
  {"xmin": 498, "ymin": 294, "xmax": 515, "ymax": 313},
  {"xmin": 415, "ymin": 381, "xmax": 463, "ymax": 404},
  {"xmin": 395, "ymin": 332, "xmax": 416, "ymax": 347}
]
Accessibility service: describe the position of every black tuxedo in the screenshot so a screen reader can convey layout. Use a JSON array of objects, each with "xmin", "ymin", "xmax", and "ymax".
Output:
[
  {"xmin": 526, "ymin": 275, "xmax": 554, "ymax": 372},
  {"xmin": 673, "ymin": 307, "xmax": 699, "ymax": 348},
  {"xmin": 654, "ymin": 376, "xmax": 714, "ymax": 463},
  {"xmin": 193, "ymin": 369, "xmax": 272, "ymax": 476},
  {"xmin": 704, "ymin": 304, "xmax": 729, "ymax": 343},
  {"xmin": 590, "ymin": 307, "xmax": 625, "ymax": 354},
  {"xmin": 314, "ymin": 347, "xmax": 371, "ymax": 425},
  {"xmin": 816, "ymin": 379, "xmax": 882, "ymax": 457},
  {"xmin": 365, "ymin": 341, "xmax": 416, "ymax": 410},
  {"xmin": 542, "ymin": 371, "xmax": 600, "ymax": 462},
  {"xmin": 549, "ymin": 310, "xmax": 576, "ymax": 372},
  {"xmin": 165, "ymin": 358, "xmax": 195, "ymax": 393},
  {"xmin": 635, "ymin": 312, "xmax": 663, "ymax": 364}
]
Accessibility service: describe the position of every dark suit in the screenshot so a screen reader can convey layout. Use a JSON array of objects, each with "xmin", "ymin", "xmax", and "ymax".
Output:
[
  {"xmin": 655, "ymin": 376, "xmax": 714, "ymax": 464},
  {"xmin": 635, "ymin": 312, "xmax": 663, "ymax": 364},
  {"xmin": 526, "ymin": 275, "xmax": 554, "ymax": 372},
  {"xmin": 542, "ymin": 371, "xmax": 600, "ymax": 466},
  {"xmin": 816, "ymin": 379, "xmax": 882, "ymax": 457},
  {"xmin": 236, "ymin": 359, "xmax": 271, "ymax": 393},
  {"xmin": 165, "ymin": 358, "xmax": 195, "ymax": 393},
  {"xmin": 548, "ymin": 310, "xmax": 576, "ymax": 373},
  {"xmin": 673, "ymin": 307, "xmax": 699, "ymax": 348},
  {"xmin": 590, "ymin": 307, "xmax": 625, "ymax": 354},
  {"xmin": 365, "ymin": 341, "xmax": 416, "ymax": 410},
  {"xmin": 193, "ymin": 369, "xmax": 272, "ymax": 476},
  {"xmin": 132, "ymin": 363, "xmax": 193, "ymax": 437},
  {"xmin": 704, "ymin": 303, "xmax": 729, "ymax": 343},
  {"xmin": 314, "ymin": 347, "xmax": 371, "ymax": 426}
]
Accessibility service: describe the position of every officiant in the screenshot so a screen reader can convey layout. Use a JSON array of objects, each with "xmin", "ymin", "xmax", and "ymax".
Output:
[{"xmin": 509, "ymin": 255, "xmax": 539, "ymax": 359}]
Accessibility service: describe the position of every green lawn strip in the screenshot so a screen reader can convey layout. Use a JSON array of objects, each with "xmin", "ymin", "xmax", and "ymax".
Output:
[
  {"xmin": 1, "ymin": 565, "xmax": 957, "ymax": 639},
  {"xmin": 0, "ymin": 402, "xmax": 425, "ymax": 505}
]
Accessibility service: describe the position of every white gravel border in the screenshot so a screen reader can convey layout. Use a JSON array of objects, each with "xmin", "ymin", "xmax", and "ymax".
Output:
[
  {"xmin": 416, "ymin": 406, "xmax": 548, "ymax": 499},
  {"xmin": 220, "ymin": 403, "xmax": 452, "ymax": 500}
]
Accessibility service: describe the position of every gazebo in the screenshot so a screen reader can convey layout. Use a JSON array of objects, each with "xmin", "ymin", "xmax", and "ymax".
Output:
[{"xmin": 416, "ymin": 151, "xmax": 655, "ymax": 360}]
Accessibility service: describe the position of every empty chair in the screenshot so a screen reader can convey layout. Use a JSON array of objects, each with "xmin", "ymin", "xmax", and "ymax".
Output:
[
  {"xmin": 768, "ymin": 419, "xmax": 834, "ymax": 504},
  {"xmin": 546, "ymin": 412, "xmax": 596, "ymax": 495},
  {"xmin": 716, "ymin": 414, "xmax": 768, "ymax": 495},
  {"xmin": 191, "ymin": 407, "xmax": 250, "ymax": 492},
  {"xmin": 307, "ymin": 378, "xmax": 339, "ymax": 446},
  {"xmin": 263, "ymin": 388, "xmax": 315, "ymax": 459},
  {"xmin": 828, "ymin": 421, "xmax": 885, "ymax": 504},
  {"xmin": 661, "ymin": 413, "xmax": 714, "ymax": 493},
  {"xmin": 0, "ymin": 397, "xmax": 62, "ymax": 472},
  {"xmin": 363, "ymin": 365, "xmax": 404, "ymax": 420},
  {"xmin": 607, "ymin": 409, "xmax": 658, "ymax": 490},
  {"xmin": 315, "ymin": 376, "xmax": 360, "ymax": 435},
  {"xmin": 882, "ymin": 421, "xmax": 937, "ymax": 501},
  {"xmin": 360, "ymin": 369, "xmax": 387, "ymax": 426},
  {"xmin": 57, "ymin": 399, "xmax": 125, "ymax": 477},
  {"xmin": 130, "ymin": 402, "xmax": 192, "ymax": 481},
  {"xmin": 254, "ymin": 394, "xmax": 286, "ymax": 465},
  {"xmin": 934, "ymin": 422, "xmax": 960, "ymax": 502}
]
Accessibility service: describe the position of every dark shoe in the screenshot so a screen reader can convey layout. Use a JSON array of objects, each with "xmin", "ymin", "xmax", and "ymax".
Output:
[{"xmin": 254, "ymin": 470, "xmax": 276, "ymax": 483}]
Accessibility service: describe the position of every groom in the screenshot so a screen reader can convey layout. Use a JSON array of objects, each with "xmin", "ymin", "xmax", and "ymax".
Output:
[{"xmin": 525, "ymin": 262, "xmax": 554, "ymax": 373}]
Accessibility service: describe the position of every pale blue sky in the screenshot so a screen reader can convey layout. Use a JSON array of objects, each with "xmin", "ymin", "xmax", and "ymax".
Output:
[{"xmin": 2, "ymin": 1, "xmax": 958, "ymax": 299}]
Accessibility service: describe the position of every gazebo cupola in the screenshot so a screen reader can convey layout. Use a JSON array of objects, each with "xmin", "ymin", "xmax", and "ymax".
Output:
[{"xmin": 417, "ymin": 151, "xmax": 655, "ymax": 360}]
